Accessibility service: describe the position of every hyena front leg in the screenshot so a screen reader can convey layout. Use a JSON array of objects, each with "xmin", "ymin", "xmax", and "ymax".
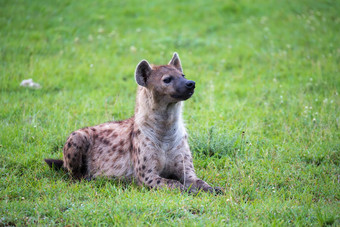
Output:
[
  {"xmin": 145, "ymin": 174, "xmax": 187, "ymax": 191},
  {"xmin": 184, "ymin": 172, "xmax": 224, "ymax": 194},
  {"xmin": 135, "ymin": 166, "xmax": 187, "ymax": 191},
  {"xmin": 175, "ymin": 154, "xmax": 223, "ymax": 194},
  {"xmin": 133, "ymin": 155, "xmax": 187, "ymax": 191}
]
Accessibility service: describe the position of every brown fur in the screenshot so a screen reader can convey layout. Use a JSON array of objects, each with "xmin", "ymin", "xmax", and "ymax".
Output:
[{"xmin": 45, "ymin": 53, "xmax": 222, "ymax": 194}]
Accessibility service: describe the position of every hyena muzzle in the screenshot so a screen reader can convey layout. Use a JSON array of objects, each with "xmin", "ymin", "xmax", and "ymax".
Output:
[{"xmin": 45, "ymin": 53, "xmax": 223, "ymax": 194}]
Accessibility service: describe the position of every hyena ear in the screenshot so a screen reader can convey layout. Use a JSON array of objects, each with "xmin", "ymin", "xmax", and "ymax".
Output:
[
  {"xmin": 135, "ymin": 60, "xmax": 152, "ymax": 87},
  {"xmin": 169, "ymin": 52, "xmax": 183, "ymax": 72}
]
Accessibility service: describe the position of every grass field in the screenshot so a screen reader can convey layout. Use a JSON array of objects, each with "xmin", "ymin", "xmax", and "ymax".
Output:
[{"xmin": 1, "ymin": 0, "xmax": 339, "ymax": 225}]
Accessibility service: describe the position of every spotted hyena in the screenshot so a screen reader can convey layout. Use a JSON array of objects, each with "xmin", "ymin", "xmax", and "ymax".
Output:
[{"xmin": 45, "ymin": 53, "xmax": 222, "ymax": 194}]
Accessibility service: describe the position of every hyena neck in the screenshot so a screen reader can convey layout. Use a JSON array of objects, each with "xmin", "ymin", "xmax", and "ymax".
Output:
[{"xmin": 134, "ymin": 87, "xmax": 186, "ymax": 140}]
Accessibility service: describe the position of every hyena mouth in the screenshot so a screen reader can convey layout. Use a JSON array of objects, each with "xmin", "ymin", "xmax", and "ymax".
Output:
[
  {"xmin": 171, "ymin": 79, "xmax": 196, "ymax": 101},
  {"xmin": 171, "ymin": 90, "xmax": 195, "ymax": 100}
]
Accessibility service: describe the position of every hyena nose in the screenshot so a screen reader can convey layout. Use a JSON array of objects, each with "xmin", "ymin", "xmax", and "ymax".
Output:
[{"xmin": 185, "ymin": 80, "xmax": 195, "ymax": 89}]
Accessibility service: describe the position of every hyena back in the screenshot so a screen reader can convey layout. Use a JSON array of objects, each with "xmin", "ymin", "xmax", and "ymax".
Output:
[{"xmin": 45, "ymin": 53, "xmax": 222, "ymax": 193}]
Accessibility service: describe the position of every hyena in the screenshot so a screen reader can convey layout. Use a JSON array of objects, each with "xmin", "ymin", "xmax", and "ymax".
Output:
[{"xmin": 45, "ymin": 53, "xmax": 222, "ymax": 194}]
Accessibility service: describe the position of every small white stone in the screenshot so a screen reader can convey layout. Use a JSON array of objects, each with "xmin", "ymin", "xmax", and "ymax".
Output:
[
  {"xmin": 98, "ymin": 28, "xmax": 104, "ymax": 33},
  {"xmin": 20, "ymin": 78, "xmax": 41, "ymax": 89},
  {"xmin": 130, "ymin": 46, "xmax": 137, "ymax": 52}
]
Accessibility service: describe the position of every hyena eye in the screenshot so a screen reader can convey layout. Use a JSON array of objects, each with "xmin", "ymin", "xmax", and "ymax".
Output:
[
  {"xmin": 182, "ymin": 74, "xmax": 185, "ymax": 77},
  {"xmin": 163, "ymin": 77, "xmax": 172, "ymax": 84}
]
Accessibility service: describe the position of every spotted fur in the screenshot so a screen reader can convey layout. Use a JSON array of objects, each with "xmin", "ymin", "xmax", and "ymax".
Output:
[{"xmin": 45, "ymin": 53, "xmax": 222, "ymax": 194}]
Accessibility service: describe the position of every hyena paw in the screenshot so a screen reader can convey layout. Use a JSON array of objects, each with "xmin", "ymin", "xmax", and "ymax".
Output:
[
  {"xmin": 213, "ymin": 186, "xmax": 225, "ymax": 195},
  {"xmin": 205, "ymin": 186, "xmax": 225, "ymax": 195}
]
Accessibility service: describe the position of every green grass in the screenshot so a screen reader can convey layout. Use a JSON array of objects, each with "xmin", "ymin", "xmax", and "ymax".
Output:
[{"xmin": 1, "ymin": 0, "xmax": 339, "ymax": 225}]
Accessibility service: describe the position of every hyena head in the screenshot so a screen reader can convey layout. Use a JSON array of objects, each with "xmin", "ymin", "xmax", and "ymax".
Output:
[{"xmin": 135, "ymin": 53, "xmax": 195, "ymax": 103}]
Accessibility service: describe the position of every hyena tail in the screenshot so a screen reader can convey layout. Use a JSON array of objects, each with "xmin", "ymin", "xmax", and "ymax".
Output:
[{"xmin": 44, "ymin": 159, "xmax": 65, "ymax": 171}]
